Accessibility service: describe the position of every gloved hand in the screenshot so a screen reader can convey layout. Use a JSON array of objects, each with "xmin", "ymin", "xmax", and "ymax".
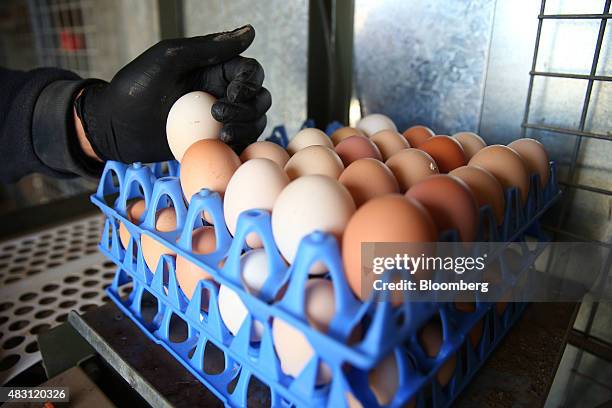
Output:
[{"xmin": 74, "ymin": 25, "xmax": 270, "ymax": 163}]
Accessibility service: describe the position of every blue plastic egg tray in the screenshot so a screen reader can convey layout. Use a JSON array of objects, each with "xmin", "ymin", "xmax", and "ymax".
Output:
[{"xmin": 93, "ymin": 122, "xmax": 561, "ymax": 408}]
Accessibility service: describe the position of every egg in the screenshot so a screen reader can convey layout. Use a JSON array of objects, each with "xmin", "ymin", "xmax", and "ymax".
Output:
[
  {"xmin": 418, "ymin": 136, "xmax": 466, "ymax": 173},
  {"xmin": 370, "ymin": 130, "xmax": 411, "ymax": 161},
  {"xmin": 331, "ymin": 126, "xmax": 365, "ymax": 145},
  {"xmin": 419, "ymin": 319, "xmax": 456, "ymax": 386},
  {"xmin": 368, "ymin": 353, "xmax": 399, "ymax": 406},
  {"xmin": 452, "ymin": 132, "xmax": 486, "ymax": 160},
  {"xmin": 180, "ymin": 139, "xmax": 241, "ymax": 202},
  {"xmin": 239, "ymin": 141, "xmax": 290, "ymax": 168},
  {"xmin": 119, "ymin": 198, "xmax": 146, "ymax": 249},
  {"xmin": 450, "ymin": 165, "xmax": 505, "ymax": 225},
  {"xmin": 406, "ymin": 175, "xmax": 479, "ymax": 242},
  {"xmin": 508, "ymin": 138, "xmax": 550, "ymax": 187},
  {"xmin": 334, "ymin": 135, "xmax": 382, "ymax": 166},
  {"xmin": 345, "ymin": 392, "xmax": 364, "ymax": 408},
  {"xmin": 403, "ymin": 125, "xmax": 434, "ymax": 148},
  {"xmin": 175, "ymin": 226, "xmax": 216, "ymax": 299},
  {"xmin": 356, "ymin": 114, "xmax": 397, "ymax": 137},
  {"xmin": 272, "ymin": 175, "xmax": 355, "ymax": 273},
  {"xmin": 287, "ymin": 128, "xmax": 333, "ymax": 155},
  {"xmin": 141, "ymin": 207, "xmax": 177, "ymax": 273},
  {"xmin": 224, "ymin": 158, "xmax": 289, "ymax": 247},
  {"xmin": 482, "ymin": 254, "xmax": 517, "ymax": 315},
  {"xmin": 303, "ymin": 278, "xmax": 336, "ymax": 331},
  {"xmin": 454, "ymin": 298, "xmax": 483, "ymax": 348},
  {"xmin": 166, "ymin": 91, "xmax": 222, "ymax": 160},
  {"xmin": 284, "ymin": 145, "xmax": 344, "ymax": 180},
  {"xmin": 385, "ymin": 149, "xmax": 439, "ymax": 192},
  {"xmin": 469, "ymin": 145, "xmax": 529, "ymax": 204},
  {"xmin": 342, "ymin": 195, "xmax": 437, "ymax": 301},
  {"xmin": 272, "ymin": 279, "xmax": 335, "ymax": 384},
  {"xmin": 339, "ymin": 159, "xmax": 399, "ymax": 207},
  {"xmin": 218, "ymin": 249, "xmax": 269, "ymax": 341}
]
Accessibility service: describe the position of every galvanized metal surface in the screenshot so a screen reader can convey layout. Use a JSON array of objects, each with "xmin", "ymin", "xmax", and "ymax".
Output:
[
  {"xmin": 182, "ymin": 0, "xmax": 308, "ymax": 138},
  {"xmin": 0, "ymin": 215, "xmax": 115, "ymax": 385},
  {"xmin": 69, "ymin": 299, "xmax": 577, "ymax": 408},
  {"xmin": 68, "ymin": 302, "xmax": 225, "ymax": 408},
  {"xmin": 353, "ymin": 0, "xmax": 496, "ymax": 135},
  {"xmin": 353, "ymin": 0, "xmax": 612, "ymax": 243}
]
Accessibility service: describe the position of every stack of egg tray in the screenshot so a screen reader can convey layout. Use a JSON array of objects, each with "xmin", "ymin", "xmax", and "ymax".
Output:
[{"xmin": 93, "ymin": 123, "xmax": 561, "ymax": 408}]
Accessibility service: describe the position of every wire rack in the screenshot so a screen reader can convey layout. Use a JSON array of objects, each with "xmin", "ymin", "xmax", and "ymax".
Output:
[
  {"xmin": 521, "ymin": 0, "xmax": 612, "ymax": 403},
  {"xmin": 522, "ymin": 0, "xmax": 612, "ymax": 231},
  {"xmin": 26, "ymin": 0, "xmax": 97, "ymax": 77}
]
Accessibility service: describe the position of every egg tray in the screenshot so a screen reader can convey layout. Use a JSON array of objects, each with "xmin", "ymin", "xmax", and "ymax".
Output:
[{"xmin": 91, "ymin": 129, "xmax": 560, "ymax": 408}]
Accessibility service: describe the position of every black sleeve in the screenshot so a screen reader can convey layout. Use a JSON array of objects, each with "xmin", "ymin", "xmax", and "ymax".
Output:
[{"xmin": 0, "ymin": 67, "xmax": 104, "ymax": 183}]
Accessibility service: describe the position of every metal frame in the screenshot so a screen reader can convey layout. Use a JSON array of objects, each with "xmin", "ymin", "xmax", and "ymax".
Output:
[
  {"xmin": 522, "ymin": 0, "xmax": 612, "ymax": 207},
  {"xmin": 26, "ymin": 0, "xmax": 97, "ymax": 77},
  {"xmin": 307, "ymin": 0, "xmax": 354, "ymax": 127},
  {"xmin": 522, "ymin": 0, "xmax": 612, "ymax": 400}
]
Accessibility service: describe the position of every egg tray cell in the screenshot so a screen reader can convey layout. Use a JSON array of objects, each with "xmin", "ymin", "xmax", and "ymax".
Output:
[{"xmin": 92, "ymin": 126, "xmax": 561, "ymax": 408}]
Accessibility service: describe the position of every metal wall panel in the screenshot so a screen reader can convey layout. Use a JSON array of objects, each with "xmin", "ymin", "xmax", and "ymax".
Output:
[
  {"xmin": 182, "ymin": 0, "xmax": 308, "ymax": 137},
  {"xmin": 353, "ymin": 0, "xmax": 496, "ymax": 135},
  {"xmin": 353, "ymin": 0, "xmax": 611, "ymax": 242}
]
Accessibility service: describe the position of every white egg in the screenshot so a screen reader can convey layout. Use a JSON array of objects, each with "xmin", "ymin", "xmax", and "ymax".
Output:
[
  {"xmin": 218, "ymin": 249, "xmax": 269, "ymax": 341},
  {"xmin": 356, "ymin": 114, "xmax": 397, "ymax": 137},
  {"xmin": 239, "ymin": 248, "xmax": 270, "ymax": 296},
  {"xmin": 287, "ymin": 128, "xmax": 333, "ymax": 155},
  {"xmin": 271, "ymin": 175, "xmax": 356, "ymax": 273},
  {"xmin": 272, "ymin": 279, "xmax": 335, "ymax": 384},
  {"xmin": 224, "ymin": 158, "xmax": 289, "ymax": 248},
  {"xmin": 166, "ymin": 91, "xmax": 222, "ymax": 161}
]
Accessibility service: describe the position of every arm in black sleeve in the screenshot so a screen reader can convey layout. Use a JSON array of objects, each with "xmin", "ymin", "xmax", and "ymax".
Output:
[{"xmin": 0, "ymin": 67, "xmax": 104, "ymax": 183}]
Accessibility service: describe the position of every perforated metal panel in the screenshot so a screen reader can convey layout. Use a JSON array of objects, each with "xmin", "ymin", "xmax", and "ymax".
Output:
[{"xmin": 0, "ymin": 214, "xmax": 122, "ymax": 384}]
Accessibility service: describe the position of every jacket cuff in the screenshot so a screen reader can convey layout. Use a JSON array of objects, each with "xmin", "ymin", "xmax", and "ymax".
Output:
[{"xmin": 32, "ymin": 79, "xmax": 105, "ymax": 179}]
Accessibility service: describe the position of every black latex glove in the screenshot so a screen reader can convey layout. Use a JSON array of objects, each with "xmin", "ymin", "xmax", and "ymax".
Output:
[{"xmin": 74, "ymin": 25, "xmax": 270, "ymax": 163}]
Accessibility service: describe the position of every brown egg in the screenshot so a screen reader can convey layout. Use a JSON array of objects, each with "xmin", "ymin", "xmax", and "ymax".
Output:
[
  {"xmin": 385, "ymin": 149, "xmax": 439, "ymax": 192},
  {"xmin": 339, "ymin": 159, "xmax": 399, "ymax": 207},
  {"xmin": 452, "ymin": 132, "xmax": 486, "ymax": 160},
  {"xmin": 239, "ymin": 141, "xmax": 290, "ymax": 168},
  {"xmin": 370, "ymin": 129, "xmax": 411, "ymax": 161},
  {"xmin": 175, "ymin": 226, "xmax": 216, "ymax": 299},
  {"xmin": 469, "ymin": 145, "xmax": 529, "ymax": 204},
  {"xmin": 450, "ymin": 165, "xmax": 505, "ymax": 225},
  {"xmin": 418, "ymin": 136, "xmax": 466, "ymax": 173},
  {"xmin": 368, "ymin": 353, "xmax": 399, "ymax": 406},
  {"xmin": 342, "ymin": 195, "xmax": 437, "ymax": 302},
  {"xmin": 454, "ymin": 296, "xmax": 483, "ymax": 348},
  {"xmin": 141, "ymin": 207, "xmax": 177, "ymax": 273},
  {"xmin": 406, "ymin": 175, "xmax": 479, "ymax": 242},
  {"xmin": 284, "ymin": 145, "xmax": 344, "ymax": 180},
  {"xmin": 335, "ymin": 135, "xmax": 383, "ymax": 166},
  {"xmin": 483, "ymin": 248, "xmax": 522, "ymax": 314},
  {"xmin": 180, "ymin": 139, "xmax": 241, "ymax": 202},
  {"xmin": 419, "ymin": 319, "xmax": 456, "ymax": 386},
  {"xmin": 508, "ymin": 138, "xmax": 550, "ymax": 187},
  {"xmin": 331, "ymin": 126, "xmax": 365, "ymax": 145},
  {"xmin": 119, "ymin": 198, "xmax": 146, "ymax": 249},
  {"xmin": 403, "ymin": 125, "xmax": 434, "ymax": 147}
]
